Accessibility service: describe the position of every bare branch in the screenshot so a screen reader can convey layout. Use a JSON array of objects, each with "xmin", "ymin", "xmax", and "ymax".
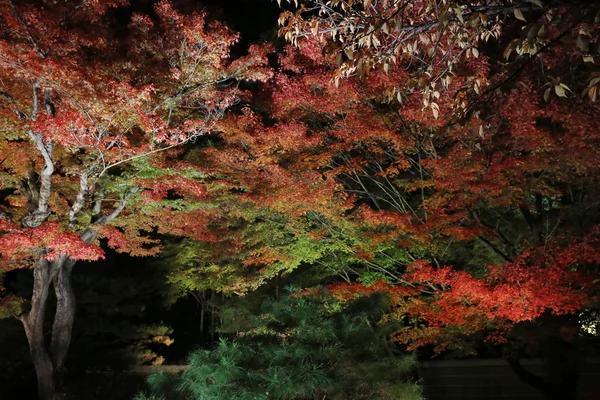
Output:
[
  {"xmin": 8, "ymin": 0, "xmax": 46, "ymax": 58},
  {"xmin": 478, "ymin": 235, "xmax": 512, "ymax": 263},
  {"xmin": 94, "ymin": 186, "xmax": 139, "ymax": 225},
  {"xmin": 30, "ymin": 81, "xmax": 39, "ymax": 120}
]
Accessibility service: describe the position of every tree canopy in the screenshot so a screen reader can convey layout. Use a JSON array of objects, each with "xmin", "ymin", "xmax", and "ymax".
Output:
[{"xmin": 1, "ymin": 1, "xmax": 599, "ymax": 400}]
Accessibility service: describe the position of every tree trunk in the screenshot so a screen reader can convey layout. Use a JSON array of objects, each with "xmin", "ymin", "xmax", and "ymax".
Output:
[
  {"xmin": 200, "ymin": 297, "xmax": 205, "ymax": 336},
  {"xmin": 507, "ymin": 342, "xmax": 580, "ymax": 400},
  {"xmin": 20, "ymin": 256, "xmax": 78, "ymax": 400},
  {"xmin": 21, "ymin": 259, "xmax": 56, "ymax": 400},
  {"xmin": 542, "ymin": 338, "xmax": 580, "ymax": 400},
  {"xmin": 50, "ymin": 258, "xmax": 76, "ymax": 396},
  {"xmin": 210, "ymin": 292, "xmax": 215, "ymax": 340}
]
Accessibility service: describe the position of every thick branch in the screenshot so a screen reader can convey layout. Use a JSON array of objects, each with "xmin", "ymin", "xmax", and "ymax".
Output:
[
  {"xmin": 68, "ymin": 173, "xmax": 89, "ymax": 224},
  {"xmin": 22, "ymin": 132, "xmax": 54, "ymax": 228},
  {"xmin": 31, "ymin": 81, "xmax": 39, "ymax": 120}
]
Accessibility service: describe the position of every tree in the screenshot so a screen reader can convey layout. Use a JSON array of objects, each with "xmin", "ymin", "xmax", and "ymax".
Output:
[
  {"xmin": 136, "ymin": 289, "xmax": 421, "ymax": 400},
  {"xmin": 182, "ymin": 8, "xmax": 600, "ymax": 398},
  {"xmin": 0, "ymin": 1, "xmax": 271, "ymax": 398}
]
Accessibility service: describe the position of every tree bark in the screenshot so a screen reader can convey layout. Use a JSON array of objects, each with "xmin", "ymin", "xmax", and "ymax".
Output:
[
  {"xmin": 50, "ymin": 258, "xmax": 76, "ymax": 395},
  {"xmin": 18, "ymin": 187, "xmax": 134, "ymax": 399},
  {"xmin": 20, "ymin": 256, "xmax": 78, "ymax": 400},
  {"xmin": 21, "ymin": 259, "xmax": 56, "ymax": 400}
]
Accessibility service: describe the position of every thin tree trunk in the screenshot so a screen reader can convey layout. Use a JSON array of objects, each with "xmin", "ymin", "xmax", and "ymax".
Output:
[
  {"xmin": 50, "ymin": 258, "xmax": 76, "ymax": 396},
  {"xmin": 21, "ymin": 259, "xmax": 56, "ymax": 400},
  {"xmin": 200, "ymin": 297, "xmax": 205, "ymax": 336},
  {"xmin": 210, "ymin": 292, "xmax": 215, "ymax": 340}
]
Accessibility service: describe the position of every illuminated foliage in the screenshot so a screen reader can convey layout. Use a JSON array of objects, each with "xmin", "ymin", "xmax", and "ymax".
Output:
[
  {"xmin": 0, "ymin": 1, "xmax": 271, "ymax": 398},
  {"xmin": 278, "ymin": 0, "xmax": 600, "ymax": 117},
  {"xmin": 179, "ymin": 7, "xmax": 600, "ymax": 398},
  {"xmin": 137, "ymin": 290, "xmax": 421, "ymax": 400}
]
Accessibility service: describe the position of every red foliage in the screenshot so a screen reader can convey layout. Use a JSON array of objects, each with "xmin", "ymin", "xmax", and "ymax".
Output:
[{"xmin": 0, "ymin": 221, "xmax": 104, "ymax": 266}]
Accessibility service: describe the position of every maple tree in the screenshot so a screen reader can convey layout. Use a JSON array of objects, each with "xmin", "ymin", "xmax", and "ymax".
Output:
[
  {"xmin": 1, "ymin": 0, "xmax": 595, "ymax": 397},
  {"xmin": 166, "ymin": 2, "xmax": 600, "ymax": 396},
  {"xmin": 0, "ymin": 1, "xmax": 271, "ymax": 399},
  {"xmin": 273, "ymin": 2, "xmax": 600, "ymax": 397}
]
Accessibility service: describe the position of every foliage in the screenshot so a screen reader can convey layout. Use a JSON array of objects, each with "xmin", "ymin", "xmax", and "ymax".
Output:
[
  {"xmin": 155, "ymin": 180, "xmax": 381, "ymax": 297},
  {"xmin": 278, "ymin": 0, "xmax": 600, "ymax": 117},
  {"xmin": 0, "ymin": 1, "xmax": 272, "ymax": 397},
  {"xmin": 190, "ymin": 3, "xmax": 600, "ymax": 350},
  {"xmin": 136, "ymin": 290, "xmax": 421, "ymax": 400},
  {"xmin": 146, "ymin": 6, "xmax": 600, "ymax": 399},
  {"xmin": 0, "ymin": 0, "xmax": 273, "ymax": 269}
]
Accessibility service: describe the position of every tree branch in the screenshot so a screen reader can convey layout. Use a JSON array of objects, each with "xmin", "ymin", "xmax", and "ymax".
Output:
[
  {"xmin": 94, "ymin": 186, "xmax": 139, "ymax": 225},
  {"xmin": 8, "ymin": 0, "xmax": 46, "ymax": 58},
  {"xmin": 30, "ymin": 81, "xmax": 39, "ymax": 120},
  {"xmin": 68, "ymin": 173, "xmax": 89, "ymax": 224},
  {"xmin": 22, "ymin": 132, "xmax": 54, "ymax": 228},
  {"xmin": 478, "ymin": 235, "xmax": 512, "ymax": 263}
]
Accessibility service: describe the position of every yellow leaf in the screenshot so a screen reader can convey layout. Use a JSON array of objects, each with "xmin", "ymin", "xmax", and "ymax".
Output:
[
  {"xmin": 588, "ymin": 77, "xmax": 600, "ymax": 87},
  {"xmin": 577, "ymin": 35, "xmax": 590, "ymax": 52},
  {"xmin": 560, "ymin": 83, "xmax": 572, "ymax": 92},
  {"xmin": 514, "ymin": 8, "xmax": 526, "ymax": 22},
  {"xmin": 588, "ymin": 86, "xmax": 598, "ymax": 102},
  {"xmin": 455, "ymin": 7, "xmax": 464, "ymax": 23},
  {"xmin": 543, "ymin": 87, "xmax": 551, "ymax": 102}
]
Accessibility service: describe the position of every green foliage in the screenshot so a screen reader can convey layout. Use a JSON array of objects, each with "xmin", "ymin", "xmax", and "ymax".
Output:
[
  {"xmin": 158, "ymin": 206, "xmax": 363, "ymax": 300},
  {"xmin": 357, "ymin": 271, "xmax": 392, "ymax": 286},
  {"xmin": 137, "ymin": 290, "xmax": 421, "ymax": 400},
  {"xmin": 0, "ymin": 294, "xmax": 23, "ymax": 319}
]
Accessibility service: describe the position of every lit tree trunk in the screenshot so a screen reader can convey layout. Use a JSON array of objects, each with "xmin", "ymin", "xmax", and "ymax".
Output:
[
  {"xmin": 50, "ymin": 258, "xmax": 76, "ymax": 396},
  {"xmin": 18, "ymin": 208, "xmax": 124, "ymax": 400},
  {"xmin": 20, "ymin": 259, "xmax": 56, "ymax": 400},
  {"xmin": 47, "ymin": 231, "xmax": 98, "ymax": 396}
]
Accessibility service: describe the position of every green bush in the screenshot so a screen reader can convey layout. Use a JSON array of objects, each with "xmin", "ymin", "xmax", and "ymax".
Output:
[{"xmin": 136, "ymin": 289, "xmax": 421, "ymax": 400}]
